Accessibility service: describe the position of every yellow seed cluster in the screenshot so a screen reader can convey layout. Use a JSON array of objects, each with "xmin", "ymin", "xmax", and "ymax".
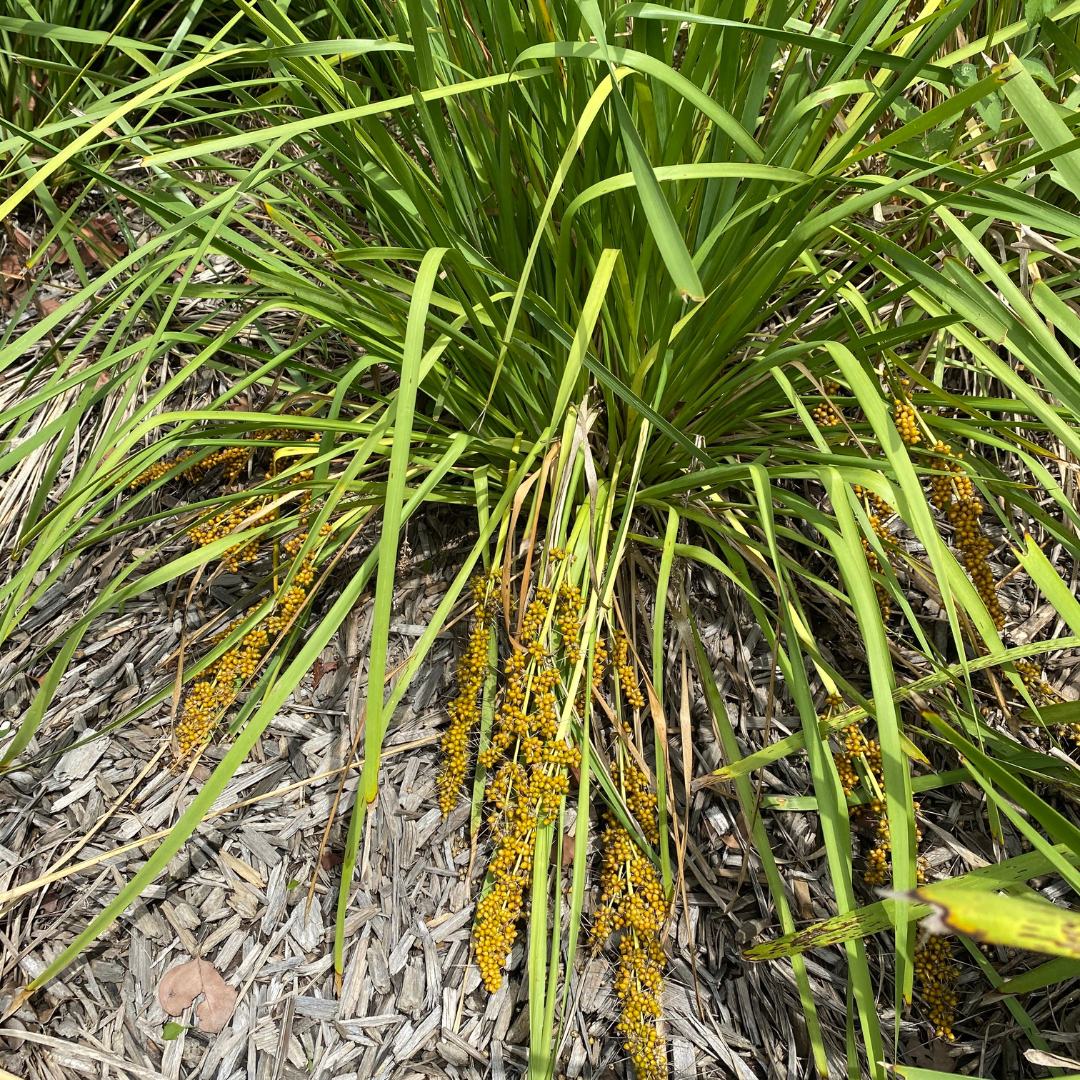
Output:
[
  {"xmin": 521, "ymin": 587, "xmax": 552, "ymax": 644},
  {"xmin": 190, "ymin": 425, "xmax": 308, "ymax": 486},
  {"xmin": 834, "ymin": 718, "xmax": 925, "ymax": 888},
  {"xmin": 853, "ymin": 486, "xmax": 891, "ymax": 525},
  {"xmin": 142, "ymin": 427, "xmax": 323, "ymax": 574},
  {"xmin": 175, "ymin": 679, "xmax": 227, "ymax": 759},
  {"xmin": 947, "ymin": 498, "xmax": 1003, "ymax": 631},
  {"xmin": 624, "ymin": 764, "xmax": 660, "ymax": 846},
  {"xmin": 129, "ymin": 449, "xmax": 196, "ymax": 489},
  {"xmin": 812, "ymin": 381, "xmax": 842, "ymax": 427},
  {"xmin": 436, "ymin": 573, "xmax": 498, "ymax": 817},
  {"xmin": 188, "ymin": 500, "xmax": 263, "ymax": 572},
  {"xmin": 132, "ymin": 445, "xmax": 246, "ymax": 489},
  {"xmin": 269, "ymin": 576, "xmax": 310, "ymax": 629},
  {"xmin": 215, "ymin": 626, "xmax": 270, "ymax": 682},
  {"xmin": 927, "ymin": 441, "xmax": 972, "ymax": 509},
  {"xmin": 914, "ymin": 929, "xmax": 958, "ymax": 1040},
  {"xmin": 893, "ymin": 382, "xmax": 921, "ymax": 446},
  {"xmin": 556, "ymin": 581, "xmax": 584, "ymax": 665},
  {"xmin": 853, "ymin": 487, "xmax": 892, "ymax": 618},
  {"xmin": 128, "ymin": 424, "xmax": 310, "ymax": 491},
  {"xmin": 834, "ymin": 723, "xmax": 881, "ymax": 794},
  {"xmin": 131, "ymin": 420, "xmax": 333, "ymax": 767},
  {"xmin": 173, "ymin": 530, "xmax": 322, "ymax": 763},
  {"xmin": 183, "ymin": 444, "xmax": 250, "ymax": 485},
  {"xmin": 473, "ymin": 639, "xmax": 581, "ymax": 992},
  {"xmin": 433, "ymin": 548, "xmax": 671, "ymax": 1049},
  {"xmin": 613, "ymin": 630, "xmax": 645, "ymax": 709},
  {"xmin": 592, "ymin": 769, "xmax": 666, "ymax": 1080},
  {"xmin": 592, "ymin": 634, "xmax": 609, "ymax": 688},
  {"xmin": 1016, "ymin": 658, "xmax": 1062, "ymax": 704},
  {"xmin": 575, "ymin": 635, "xmax": 608, "ymax": 717},
  {"xmin": 893, "ymin": 403, "xmax": 920, "ymax": 445},
  {"xmin": 927, "ymin": 442, "xmax": 1004, "ymax": 631},
  {"xmin": 833, "ymin": 722, "xmax": 865, "ymax": 796},
  {"xmin": 474, "ymin": 813, "xmax": 530, "ymax": 990},
  {"xmin": 1015, "ymin": 659, "xmax": 1076, "ymax": 742},
  {"xmin": 128, "ymin": 459, "xmax": 170, "ymax": 489}
]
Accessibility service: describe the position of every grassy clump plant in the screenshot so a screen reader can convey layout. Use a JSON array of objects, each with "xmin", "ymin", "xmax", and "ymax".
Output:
[{"xmin": 3, "ymin": 0, "xmax": 1080, "ymax": 1075}]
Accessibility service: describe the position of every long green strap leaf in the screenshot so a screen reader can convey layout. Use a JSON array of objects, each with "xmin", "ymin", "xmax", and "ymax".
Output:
[{"xmin": 571, "ymin": 1, "xmax": 705, "ymax": 300}]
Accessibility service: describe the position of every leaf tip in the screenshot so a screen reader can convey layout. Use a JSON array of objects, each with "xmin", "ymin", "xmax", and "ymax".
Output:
[{"xmin": 2, "ymin": 987, "xmax": 30, "ymax": 1022}]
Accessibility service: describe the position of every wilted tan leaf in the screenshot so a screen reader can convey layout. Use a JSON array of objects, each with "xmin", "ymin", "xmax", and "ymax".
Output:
[
  {"xmin": 158, "ymin": 958, "xmax": 237, "ymax": 1034},
  {"xmin": 39, "ymin": 299, "xmax": 63, "ymax": 316}
]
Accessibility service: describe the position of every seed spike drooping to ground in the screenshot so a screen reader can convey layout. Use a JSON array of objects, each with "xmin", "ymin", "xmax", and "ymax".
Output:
[
  {"xmin": 914, "ymin": 927, "xmax": 958, "ymax": 1040},
  {"xmin": 173, "ymin": 529, "xmax": 325, "ymax": 762},
  {"xmin": 472, "ymin": 641, "xmax": 580, "ymax": 991},
  {"xmin": 126, "ymin": 423, "xmax": 327, "ymax": 764},
  {"xmin": 831, "ymin": 694, "xmax": 926, "ymax": 891},
  {"xmin": 593, "ymin": 765, "xmax": 667, "ymax": 1080},
  {"xmin": 128, "ymin": 424, "xmax": 309, "ymax": 491},
  {"xmin": 434, "ymin": 554, "xmax": 672, "ymax": 1058},
  {"xmin": 436, "ymin": 571, "xmax": 498, "ymax": 817},
  {"xmin": 468, "ymin": 566, "xmax": 583, "ymax": 992},
  {"xmin": 926, "ymin": 440, "xmax": 1005, "ymax": 631}
]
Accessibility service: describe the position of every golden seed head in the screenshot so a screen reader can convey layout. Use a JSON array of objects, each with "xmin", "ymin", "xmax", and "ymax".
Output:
[
  {"xmin": 893, "ymin": 399, "xmax": 922, "ymax": 446},
  {"xmin": 915, "ymin": 927, "xmax": 958, "ymax": 1040},
  {"xmin": 592, "ymin": 814, "xmax": 667, "ymax": 1080}
]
